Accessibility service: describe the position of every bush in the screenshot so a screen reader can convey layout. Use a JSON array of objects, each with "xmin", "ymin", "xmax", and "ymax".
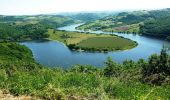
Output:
[
  {"xmin": 103, "ymin": 57, "xmax": 121, "ymax": 77},
  {"xmin": 142, "ymin": 47, "xmax": 170, "ymax": 85}
]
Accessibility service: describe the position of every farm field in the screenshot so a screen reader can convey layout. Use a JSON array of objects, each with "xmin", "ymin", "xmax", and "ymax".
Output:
[
  {"xmin": 48, "ymin": 29, "xmax": 137, "ymax": 51},
  {"xmin": 76, "ymin": 37, "xmax": 137, "ymax": 51}
]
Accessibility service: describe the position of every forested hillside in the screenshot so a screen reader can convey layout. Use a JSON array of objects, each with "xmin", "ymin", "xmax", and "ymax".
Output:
[
  {"xmin": 0, "ymin": 23, "xmax": 48, "ymax": 41},
  {"xmin": 140, "ymin": 15, "xmax": 170, "ymax": 40},
  {"xmin": 77, "ymin": 8, "xmax": 170, "ymax": 40},
  {"xmin": 0, "ymin": 15, "xmax": 76, "ymax": 41},
  {"xmin": 76, "ymin": 10, "xmax": 152, "ymax": 33}
]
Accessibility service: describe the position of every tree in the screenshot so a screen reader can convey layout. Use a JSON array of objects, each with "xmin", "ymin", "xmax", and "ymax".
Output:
[
  {"xmin": 103, "ymin": 57, "xmax": 120, "ymax": 77},
  {"xmin": 142, "ymin": 46, "xmax": 170, "ymax": 85},
  {"xmin": 159, "ymin": 45, "xmax": 169, "ymax": 73}
]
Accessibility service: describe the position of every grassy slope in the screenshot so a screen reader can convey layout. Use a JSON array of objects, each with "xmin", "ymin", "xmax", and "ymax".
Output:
[
  {"xmin": 48, "ymin": 29, "xmax": 137, "ymax": 51},
  {"xmin": 48, "ymin": 29, "xmax": 99, "ymax": 44},
  {"xmin": 0, "ymin": 43, "xmax": 170, "ymax": 99}
]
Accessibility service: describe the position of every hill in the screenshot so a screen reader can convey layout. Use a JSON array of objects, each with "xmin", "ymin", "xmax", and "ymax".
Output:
[{"xmin": 77, "ymin": 8, "xmax": 170, "ymax": 40}]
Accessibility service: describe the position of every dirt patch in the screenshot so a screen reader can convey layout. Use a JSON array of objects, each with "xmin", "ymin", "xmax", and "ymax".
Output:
[{"xmin": 0, "ymin": 90, "xmax": 38, "ymax": 100}]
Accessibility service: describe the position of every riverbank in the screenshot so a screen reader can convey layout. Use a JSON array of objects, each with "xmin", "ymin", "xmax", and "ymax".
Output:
[
  {"xmin": 48, "ymin": 29, "xmax": 137, "ymax": 52},
  {"xmin": 77, "ymin": 23, "xmax": 140, "ymax": 34}
]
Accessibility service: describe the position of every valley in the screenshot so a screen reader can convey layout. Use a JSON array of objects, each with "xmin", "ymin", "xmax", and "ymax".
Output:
[{"xmin": 0, "ymin": 8, "xmax": 170, "ymax": 100}]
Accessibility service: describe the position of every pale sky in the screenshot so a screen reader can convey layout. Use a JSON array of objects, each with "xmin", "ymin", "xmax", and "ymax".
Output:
[{"xmin": 0, "ymin": 0, "xmax": 170, "ymax": 15}]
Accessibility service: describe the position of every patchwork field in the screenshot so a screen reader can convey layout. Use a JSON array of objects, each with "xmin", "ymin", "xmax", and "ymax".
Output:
[{"xmin": 48, "ymin": 29, "xmax": 137, "ymax": 51}]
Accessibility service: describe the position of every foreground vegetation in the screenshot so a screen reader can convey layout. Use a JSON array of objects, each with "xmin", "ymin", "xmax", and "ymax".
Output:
[
  {"xmin": 0, "ymin": 42, "xmax": 170, "ymax": 99},
  {"xmin": 48, "ymin": 29, "xmax": 137, "ymax": 52}
]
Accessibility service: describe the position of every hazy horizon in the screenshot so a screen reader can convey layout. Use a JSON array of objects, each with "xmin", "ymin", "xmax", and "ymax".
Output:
[{"xmin": 1, "ymin": 0, "xmax": 170, "ymax": 15}]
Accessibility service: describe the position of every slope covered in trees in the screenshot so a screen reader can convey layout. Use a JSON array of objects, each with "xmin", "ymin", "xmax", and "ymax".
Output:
[
  {"xmin": 0, "ymin": 15, "xmax": 77, "ymax": 41},
  {"xmin": 139, "ymin": 16, "xmax": 170, "ymax": 40},
  {"xmin": 77, "ymin": 8, "xmax": 170, "ymax": 39},
  {"xmin": 76, "ymin": 10, "xmax": 152, "ymax": 33},
  {"xmin": 0, "ymin": 23, "xmax": 48, "ymax": 41}
]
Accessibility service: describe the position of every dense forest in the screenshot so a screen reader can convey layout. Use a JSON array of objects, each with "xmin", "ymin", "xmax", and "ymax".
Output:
[
  {"xmin": 0, "ymin": 23, "xmax": 48, "ymax": 41},
  {"xmin": 140, "ymin": 16, "xmax": 170, "ymax": 40},
  {"xmin": 0, "ymin": 42, "xmax": 170, "ymax": 99}
]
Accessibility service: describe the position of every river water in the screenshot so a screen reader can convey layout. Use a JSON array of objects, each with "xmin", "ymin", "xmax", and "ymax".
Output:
[{"xmin": 22, "ymin": 24, "xmax": 170, "ymax": 68}]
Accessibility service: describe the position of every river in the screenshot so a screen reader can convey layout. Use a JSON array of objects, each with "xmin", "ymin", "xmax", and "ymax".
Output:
[{"xmin": 22, "ymin": 24, "xmax": 170, "ymax": 68}]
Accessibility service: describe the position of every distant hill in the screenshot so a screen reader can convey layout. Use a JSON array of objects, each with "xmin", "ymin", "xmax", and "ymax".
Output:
[
  {"xmin": 59, "ymin": 11, "xmax": 118, "ymax": 22},
  {"xmin": 0, "ymin": 15, "xmax": 76, "ymax": 41},
  {"xmin": 77, "ymin": 8, "xmax": 170, "ymax": 40},
  {"xmin": 0, "ymin": 15, "xmax": 75, "ymax": 28}
]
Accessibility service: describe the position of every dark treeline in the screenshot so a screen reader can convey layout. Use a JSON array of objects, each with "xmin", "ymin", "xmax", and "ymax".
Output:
[
  {"xmin": 0, "ymin": 23, "xmax": 49, "ymax": 41},
  {"xmin": 140, "ymin": 16, "xmax": 170, "ymax": 40}
]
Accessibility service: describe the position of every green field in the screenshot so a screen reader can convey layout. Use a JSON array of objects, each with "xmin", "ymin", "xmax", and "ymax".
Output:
[
  {"xmin": 48, "ymin": 29, "xmax": 137, "ymax": 51},
  {"xmin": 76, "ymin": 37, "xmax": 137, "ymax": 51}
]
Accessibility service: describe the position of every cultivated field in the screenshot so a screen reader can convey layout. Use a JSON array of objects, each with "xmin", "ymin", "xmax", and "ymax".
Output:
[
  {"xmin": 77, "ymin": 37, "xmax": 137, "ymax": 51},
  {"xmin": 48, "ymin": 29, "xmax": 137, "ymax": 51}
]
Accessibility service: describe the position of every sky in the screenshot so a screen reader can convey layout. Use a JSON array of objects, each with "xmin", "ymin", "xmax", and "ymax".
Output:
[{"xmin": 0, "ymin": 0, "xmax": 170, "ymax": 15}]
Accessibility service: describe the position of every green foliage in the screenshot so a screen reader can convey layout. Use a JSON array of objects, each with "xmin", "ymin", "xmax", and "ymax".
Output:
[
  {"xmin": 0, "ymin": 42, "xmax": 170, "ymax": 99},
  {"xmin": 103, "ymin": 57, "xmax": 121, "ymax": 77},
  {"xmin": 142, "ymin": 47, "xmax": 170, "ymax": 85},
  {"xmin": 0, "ymin": 42, "xmax": 33, "ymax": 61},
  {"xmin": 0, "ymin": 15, "xmax": 76, "ymax": 42},
  {"xmin": 0, "ymin": 23, "xmax": 48, "ymax": 41},
  {"xmin": 38, "ymin": 15, "xmax": 75, "ymax": 28},
  {"xmin": 69, "ymin": 65, "xmax": 98, "ymax": 74},
  {"xmin": 140, "ymin": 16, "xmax": 170, "ymax": 39},
  {"xmin": 76, "ymin": 10, "xmax": 151, "ymax": 33},
  {"xmin": 77, "ymin": 8, "xmax": 170, "ymax": 38},
  {"xmin": 1, "ymin": 9, "xmax": 170, "ymax": 99}
]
